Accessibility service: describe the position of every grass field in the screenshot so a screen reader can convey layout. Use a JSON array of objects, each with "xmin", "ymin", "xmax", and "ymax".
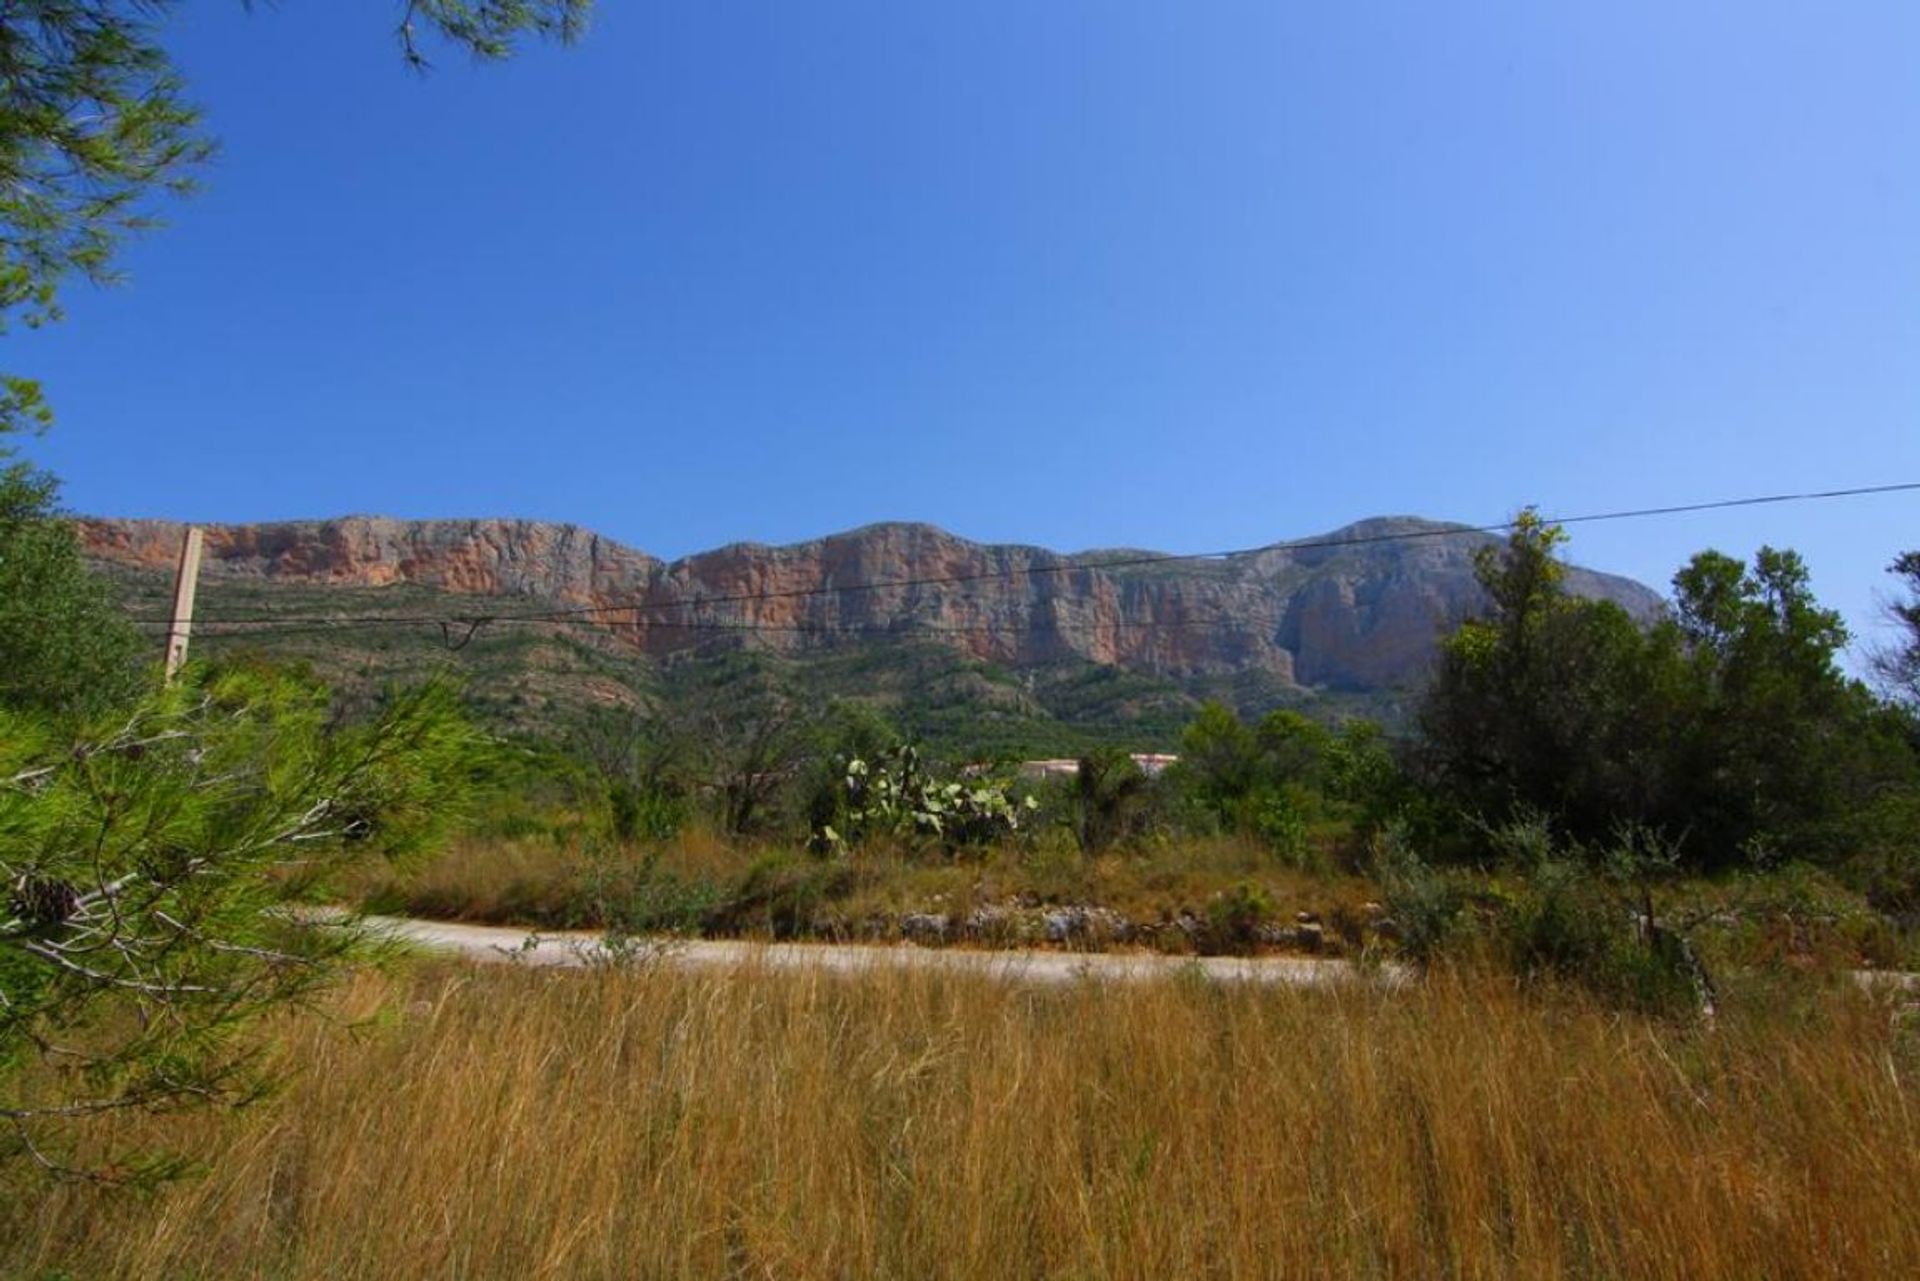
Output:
[{"xmin": 7, "ymin": 957, "xmax": 1917, "ymax": 1279}]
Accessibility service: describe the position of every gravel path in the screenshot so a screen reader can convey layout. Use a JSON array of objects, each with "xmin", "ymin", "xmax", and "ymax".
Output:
[{"xmin": 358, "ymin": 914, "xmax": 1403, "ymax": 987}]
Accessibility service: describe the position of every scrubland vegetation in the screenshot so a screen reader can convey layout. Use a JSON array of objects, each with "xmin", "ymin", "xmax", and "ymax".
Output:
[
  {"xmin": 352, "ymin": 826, "xmax": 1381, "ymax": 950},
  {"xmin": 7, "ymin": 422, "xmax": 1920, "ymax": 1277},
  {"xmin": 10, "ymin": 2, "xmax": 1916, "ymax": 1275},
  {"xmin": 341, "ymin": 514, "xmax": 1920, "ymax": 995}
]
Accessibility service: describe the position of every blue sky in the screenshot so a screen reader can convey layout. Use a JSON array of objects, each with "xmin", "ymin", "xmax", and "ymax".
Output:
[{"xmin": 17, "ymin": 1, "xmax": 1918, "ymax": 654}]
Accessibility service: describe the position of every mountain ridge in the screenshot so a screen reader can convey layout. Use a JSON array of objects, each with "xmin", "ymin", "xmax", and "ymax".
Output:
[{"xmin": 77, "ymin": 512, "xmax": 1663, "ymax": 698}]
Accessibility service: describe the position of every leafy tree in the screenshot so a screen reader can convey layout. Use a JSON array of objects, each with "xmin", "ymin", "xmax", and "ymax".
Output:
[
  {"xmin": 0, "ymin": 426, "xmax": 145, "ymax": 715},
  {"xmin": 1323, "ymin": 719, "xmax": 1409, "ymax": 829},
  {"xmin": 572, "ymin": 705, "xmax": 691, "ymax": 842},
  {"xmin": 1176, "ymin": 700, "xmax": 1376, "ymax": 857},
  {"xmin": 1419, "ymin": 511, "xmax": 1694, "ymax": 852},
  {"xmin": 1071, "ymin": 748, "xmax": 1149, "ymax": 855},
  {"xmin": 0, "ymin": 0, "xmax": 591, "ymax": 432},
  {"xmin": 1419, "ymin": 512, "xmax": 1904, "ymax": 871},
  {"xmin": 1, "ymin": 665, "xmax": 486, "ymax": 1180},
  {"xmin": 1253, "ymin": 709, "xmax": 1333, "ymax": 788},
  {"xmin": 1835, "ymin": 554, "xmax": 1920, "ymax": 914},
  {"xmin": 1873, "ymin": 551, "xmax": 1920, "ymax": 712},
  {"xmin": 1419, "ymin": 511, "xmax": 1651, "ymax": 841},
  {"xmin": 1472, "ymin": 507, "xmax": 1571, "ymax": 669},
  {"xmin": 1176, "ymin": 701, "xmax": 1262, "ymax": 825},
  {"xmin": 1667, "ymin": 546, "xmax": 1901, "ymax": 867}
]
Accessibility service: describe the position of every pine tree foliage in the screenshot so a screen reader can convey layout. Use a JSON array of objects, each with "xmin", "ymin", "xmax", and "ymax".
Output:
[{"xmin": 0, "ymin": 665, "xmax": 487, "ymax": 1180}]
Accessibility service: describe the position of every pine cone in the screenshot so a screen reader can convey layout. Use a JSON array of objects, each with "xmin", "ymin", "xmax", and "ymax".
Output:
[{"xmin": 10, "ymin": 874, "xmax": 81, "ymax": 927}]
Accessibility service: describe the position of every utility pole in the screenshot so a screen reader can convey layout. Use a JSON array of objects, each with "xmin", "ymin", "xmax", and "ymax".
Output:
[{"xmin": 163, "ymin": 526, "xmax": 204, "ymax": 684}]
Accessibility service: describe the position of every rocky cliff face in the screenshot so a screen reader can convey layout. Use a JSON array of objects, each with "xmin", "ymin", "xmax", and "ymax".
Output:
[
  {"xmin": 76, "ymin": 516, "xmax": 661, "ymax": 603},
  {"xmin": 77, "ymin": 514, "xmax": 1664, "ymax": 693}
]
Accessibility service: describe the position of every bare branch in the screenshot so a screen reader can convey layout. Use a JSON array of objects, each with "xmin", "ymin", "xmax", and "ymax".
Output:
[{"xmin": 21, "ymin": 941, "xmax": 215, "ymax": 995}]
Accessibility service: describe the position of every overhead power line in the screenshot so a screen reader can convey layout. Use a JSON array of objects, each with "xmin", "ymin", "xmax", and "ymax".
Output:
[
  {"xmin": 511, "ymin": 478, "xmax": 1920, "ymax": 623},
  {"xmin": 119, "ymin": 480, "xmax": 1920, "ymax": 643}
]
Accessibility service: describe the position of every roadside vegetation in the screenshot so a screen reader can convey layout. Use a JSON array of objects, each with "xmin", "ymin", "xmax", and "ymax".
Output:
[{"xmin": 336, "ymin": 513, "xmax": 1920, "ymax": 1003}]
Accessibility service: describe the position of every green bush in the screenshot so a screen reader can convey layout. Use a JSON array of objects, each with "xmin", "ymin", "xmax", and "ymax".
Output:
[
  {"xmin": 707, "ymin": 853, "xmax": 861, "ymax": 939},
  {"xmin": 608, "ymin": 780, "xmax": 687, "ymax": 843},
  {"xmin": 1418, "ymin": 512, "xmax": 1920, "ymax": 875},
  {"xmin": 1198, "ymin": 881, "xmax": 1275, "ymax": 955},
  {"xmin": 1250, "ymin": 787, "xmax": 1312, "ymax": 866},
  {"xmin": 0, "ymin": 428, "xmax": 146, "ymax": 717},
  {"xmin": 1071, "ymin": 749, "xmax": 1152, "ymax": 855},
  {"xmin": 1375, "ymin": 818, "xmax": 1713, "ymax": 1017},
  {"xmin": 1372, "ymin": 823, "xmax": 1466, "ymax": 968},
  {"xmin": 604, "ymin": 870, "xmax": 729, "ymax": 936}
]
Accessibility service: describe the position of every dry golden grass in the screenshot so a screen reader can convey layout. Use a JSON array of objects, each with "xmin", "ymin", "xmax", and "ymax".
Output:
[
  {"xmin": 346, "ymin": 827, "xmax": 752, "ymax": 926},
  {"xmin": 6, "ymin": 961, "xmax": 1918, "ymax": 1279}
]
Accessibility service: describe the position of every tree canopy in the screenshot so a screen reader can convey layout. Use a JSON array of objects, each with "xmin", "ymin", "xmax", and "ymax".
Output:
[
  {"xmin": 0, "ymin": 426, "xmax": 145, "ymax": 715},
  {"xmin": 1875, "ymin": 550, "xmax": 1920, "ymax": 712},
  {"xmin": 1417, "ymin": 512, "xmax": 1914, "ymax": 872}
]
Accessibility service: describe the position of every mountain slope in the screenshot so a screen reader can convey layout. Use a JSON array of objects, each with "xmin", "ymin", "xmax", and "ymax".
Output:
[{"xmin": 79, "ymin": 514, "xmax": 1664, "ymax": 747}]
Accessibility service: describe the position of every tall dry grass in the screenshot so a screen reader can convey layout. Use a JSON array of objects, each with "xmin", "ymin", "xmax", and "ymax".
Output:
[{"xmin": 5, "ymin": 960, "xmax": 1918, "ymax": 1279}]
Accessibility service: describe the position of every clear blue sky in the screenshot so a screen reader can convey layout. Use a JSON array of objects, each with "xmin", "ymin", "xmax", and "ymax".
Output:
[{"xmin": 17, "ymin": 1, "xmax": 1919, "ymax": 655}]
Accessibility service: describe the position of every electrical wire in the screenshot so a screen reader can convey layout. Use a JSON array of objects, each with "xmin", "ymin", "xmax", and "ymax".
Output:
[{"xmin": 118, "ymin": 479, "xmax": 1919, "ymax": 644}]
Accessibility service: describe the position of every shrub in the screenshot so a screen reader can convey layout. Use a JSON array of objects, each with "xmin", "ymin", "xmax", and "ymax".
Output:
[
  {"xmin": 0, "ymin": 430, "xmax": 146, "ymax": 718},
  {"xmin": 707, "ymin": 853, "xmax": 861, "ymax": 939},
  {"xmin": 1072, "ymin": 749, "xmax": 1151, "ymax": 855},
  {"xmin": 608, "ymin": 780, "xmax": 687, "ymax": 844},
  {"xmin": 573, "ymin": 845, "xmax": 728, "ymax": 936},
  {"xmin": 1250, "ymin": 786, "xmax": 1312, "ymax": 866},
  {"xmin": 1197, "ymin": 881, "xmax": 1275, "ymax": 955},
  {"xmin": 1372, "ymin": 822, "xmax": 1467, "ymax": 968}
]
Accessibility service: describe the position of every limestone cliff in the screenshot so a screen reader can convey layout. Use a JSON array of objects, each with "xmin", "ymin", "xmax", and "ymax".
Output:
[
  {"xmin": 75, "ymin": 516, "xmax": 659, "ymax": 603},
  {"xmin": 77, "ymin": 514, "xmax": 1663, "ymax": 693}
]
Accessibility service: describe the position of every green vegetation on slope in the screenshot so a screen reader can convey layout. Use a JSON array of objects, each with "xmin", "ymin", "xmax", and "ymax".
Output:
[{"xmin": 91, "ymin": 557, "xmax": 1222, "ymax": 756}]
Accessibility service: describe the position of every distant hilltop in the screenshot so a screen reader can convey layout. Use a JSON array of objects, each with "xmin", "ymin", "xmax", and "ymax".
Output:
[{"xmin": 77, "ymin": 514, "xmax": 1661, "ymax": 696}]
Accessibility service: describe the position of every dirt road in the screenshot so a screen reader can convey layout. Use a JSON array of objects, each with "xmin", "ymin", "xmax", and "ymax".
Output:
[{"xmin": 359, "ymin": 914, "xmax": 1400, "ymax": 987}]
